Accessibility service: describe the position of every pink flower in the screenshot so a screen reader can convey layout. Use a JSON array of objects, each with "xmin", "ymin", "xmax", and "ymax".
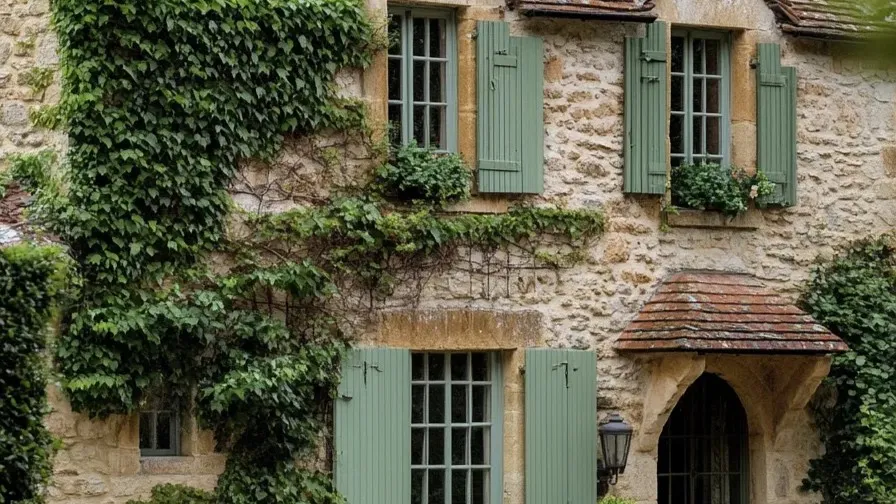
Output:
[{"xmin": 749, "ymin": 185, "xmax": 759, "ymax": 199}]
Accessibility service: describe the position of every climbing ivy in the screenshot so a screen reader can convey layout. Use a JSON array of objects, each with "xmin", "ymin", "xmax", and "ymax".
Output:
[
  {"xmin": 31, "ymin": 0, "xmax": 605, "ymax": 502},
  {"xmin": 0, "ymin": 244, "xmax": 69, "ymax": 504},
  {"xmin": 801, "ymin": 234, "xmax": 896, "ymax": 503}
]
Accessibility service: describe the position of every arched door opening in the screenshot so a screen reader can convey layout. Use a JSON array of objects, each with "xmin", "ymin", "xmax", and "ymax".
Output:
[{"xmin": 658, "ymin": 373, "xmax": 749, "ymax": 504}]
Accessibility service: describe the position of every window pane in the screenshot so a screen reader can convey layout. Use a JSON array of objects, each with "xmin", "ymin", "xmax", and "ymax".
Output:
[
  {"xmin": 706, "ymin": 79, "xmax": 720, "ymax": 114},
  {"xmin": 429, "ymin": 384, "xmax": 445, "ymax": 423},
  {"xmin": 429, "ymin": 470, "xmax": 446, "ymax": 504},
  {"xmin": 451, "ymin": 384, "xmax": 467, "ymax": 422},
  {"xmin": 451, "ymin": 353, "xmax": 468, "ymax": 381},
  {"xmin": 472, "ymin": 470, "xmax": 488, "ymax": 504},
  {"xmin": 692, "ymin": 78, "xmax": 704, "ymax": 113},
  {"xmin": 452, "ymin": 470, "xmax": 468, "ymax": 504},
  {"xmin": 471, "ymin": 354, "xmax": 488, "ymax": 381},
  {"xmin": 706, "ymin": 116, "xmax": 721, "ymax": 155},
  {"xmin": 388, "ymin": 58, "xmax": 401, "ymax": 101},
  {"xmin": 671, "ymin": 156, "xmax": 685, "ymax": 168},
  {"xmin": 670, "ymin": 115, "xmax": 684, "ymax": 155},
  {"xmin": 430, "ymin": 62, "xmax": 445, "ymax": 103},
  {"xmin": 693, "ymin": 39, "xmax": 704, "ymax": 74},
  {"xmin": 671, "ymin": 36, "xmax": 685, "ymax": 73},
  {"xmin": 705, "ymin": 39, "xmax": 721, "ymax": 75},
  {"xmin": 413, "ymin": 353, "xmax": 425, "ymax": 380},
  {"xmin": 388, "ymin": 104, "xmax": 402, "ymax": 146},
  {"xmin": 139, "ymin": 413, "xmax": 153, "ymax": 449},
  {"xmin": 413, "ymin": 385, "xmax": 426, "ymax": 423},
  {"xmin": 430, "ymin": 19, "xmax": 446, "ymax": 58},
  {"xmin": 156, "ymin": 412, "xmax": 172, "ymax": 450},
  {"xmin": 671, "ymin": 75, "xmax": 684, "ymax": 112},
  {"xmin": 430, "ymin": 106, "xmax": 447, "ymax": 150},
  {"xmin": 452, "ymin": 428, "xmax": 467, "ymax": 465},
  {"xmin": 412, "ymin": 470, "xmax": 425, "ymax": 504},
  {"xmin": 414, "ymin": 106, "xmax": 426, "ymax": 145},
  {"xmin": 471, "ymin": 386, "xmax": 489, "ymax": 423},
  {"xmin": 414, "ymin": 61, "xmax": 426, "ymax": 102},
  {"xmin": 388, "ymin": 15, "xmax": 402, "ymax": 55},
  {"xmin": 429, "ymin": 428, "xmax": 445, "ymax": 464},
  {"xmin": 471, "ymin": 427, "xmax": 488, "ymax": 465},
  {"xmin": 412, "ymin": 428, "xmax": 425, "ymax": 465},
  {"xmin": 693, "ymin": 116, "xmax": 703, "ymax": 155},
  {"xmin": 429, "ymin": 354, "xmax": 445, "ymax": 380},
  {"xmin": 413, "ymin": 18, "xmax": 426, "ymax": 56}
]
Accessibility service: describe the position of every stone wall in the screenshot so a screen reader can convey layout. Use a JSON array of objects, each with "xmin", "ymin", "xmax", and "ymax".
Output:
[{"xmin": 0, "ymin": 0, "xmax": 893, "ymax": 502}]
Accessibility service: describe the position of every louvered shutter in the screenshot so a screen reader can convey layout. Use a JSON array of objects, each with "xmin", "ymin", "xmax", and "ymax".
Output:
[
  {"xmin": 334, "ymin": 348, "xmax": 410, "ymax": 504},
  {"xmin": 756, "ymin": 43, "xmax": 797, "ymax": 207},
  {"xmin": 476, "ymin": 21, "xmax": 544, "ymax": 194},
  {"xmin": 525, "ymin": 348, "xmax": 597, "ymax": 504},
  {"xmin": 624, "ymin": 21, "xmax": 668, "ymax": 195}
]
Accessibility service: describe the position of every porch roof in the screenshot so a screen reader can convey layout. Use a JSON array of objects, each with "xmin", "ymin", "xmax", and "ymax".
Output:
[
  {"xmin": 765, "ymin": 0, "xmax": 896, "ymax": 40},
  {"xmin": 508, "ymin": 0, "xmax": 657, "ymax": 21},
  {"xmin": 616, "ymin": 271, "xmax": 848, "ymax": 354}
]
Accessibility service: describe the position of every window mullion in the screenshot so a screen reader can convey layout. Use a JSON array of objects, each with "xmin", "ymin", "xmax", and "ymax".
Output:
[
  {"xmin": 403, "ymin": 13, "xmax": 413, "ymax": 146},
  {"xmin": 444, "ymin": 354, "xmax": 452, "ymax": 504},
  {"xmin": 684, "ymin": 35, "xmax": 693, "ymax": 165}
]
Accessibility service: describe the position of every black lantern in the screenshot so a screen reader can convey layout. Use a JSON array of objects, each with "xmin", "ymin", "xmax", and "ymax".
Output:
[{"xmin": 598, "ymin": 413, "xmax": 633, "ymax": 486}]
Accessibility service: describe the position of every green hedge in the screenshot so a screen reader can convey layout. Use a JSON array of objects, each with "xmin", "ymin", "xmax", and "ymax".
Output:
[{"xmin": 0, "ymin": 244, "xmax": 67, "ymax": 503}]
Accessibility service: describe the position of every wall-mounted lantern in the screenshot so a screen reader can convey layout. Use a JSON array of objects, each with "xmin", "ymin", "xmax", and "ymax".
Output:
[{"xmin": 598, "ymin": 412, "xmax": 633, "ymax": 490}]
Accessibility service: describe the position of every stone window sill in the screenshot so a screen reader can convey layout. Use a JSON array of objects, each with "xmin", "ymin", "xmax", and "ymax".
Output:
[
  {"xmin": 665, "ymin": 208, "xmax": 762, "ymax": 230},
  {"xmin": 139, "ymin": 454, "xmax": 226, "ymax": 475}
]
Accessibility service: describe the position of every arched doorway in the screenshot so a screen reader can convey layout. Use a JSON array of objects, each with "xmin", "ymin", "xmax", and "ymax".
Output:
[{"xmin": 657, "ymin": 374, "xmax": 749, "ymax": 504}]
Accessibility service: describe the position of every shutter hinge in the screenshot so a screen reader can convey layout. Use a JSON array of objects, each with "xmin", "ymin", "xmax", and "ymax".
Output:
[
  {"xmin": 353, "ymin": 361, "xmax": 383, "ymax": 385},
  {"xmin": 552, "ymin": 361, "xmax": 570, "ymax": 388}
]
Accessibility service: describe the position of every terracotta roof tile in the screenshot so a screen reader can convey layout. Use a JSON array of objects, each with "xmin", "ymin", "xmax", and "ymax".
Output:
[
  {"xmin": 508, "ymin": 0, "xmax": 656, "ymax": 20},
  {"xmin": 766, "ymin": 0, "xmax": 896, "ymax": 40},
  {"xmin": 616, "ymin": 271, "xmax": 848, "ymax": 354}
]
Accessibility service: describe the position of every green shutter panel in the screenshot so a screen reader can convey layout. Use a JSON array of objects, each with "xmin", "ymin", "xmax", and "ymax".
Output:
[
  {"xmin": 525, "ymin": 349, "xmax": 597, "ymax": 504},
  {"xmin": 566, "ymin": 349, "xmax": 598, "ymax": 504},
  {"xmin": 624, "ymin": 21, "xmax": 668, "ymax": 195},
  {"xmin": 756, "ymin": 43, "xmax": 797, "ymax": 206},
  {"xmin": 335, "ymin": 348, "xmax": 410, "ymax": 504},
  {"xmin": 476, "ymin": 21, "xmax": 544, "ymax": 194}
]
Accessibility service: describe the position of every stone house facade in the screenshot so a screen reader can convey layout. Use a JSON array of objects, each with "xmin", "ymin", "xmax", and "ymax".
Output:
[{"xmin": 1, "ymin": 0, "xmax": 894, "ymax": 502}]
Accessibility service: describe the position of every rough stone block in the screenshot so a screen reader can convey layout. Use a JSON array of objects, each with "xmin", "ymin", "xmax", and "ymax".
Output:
[{"xmin": 883, "ymin": 145, "xmax": 896, "ymax": 178}]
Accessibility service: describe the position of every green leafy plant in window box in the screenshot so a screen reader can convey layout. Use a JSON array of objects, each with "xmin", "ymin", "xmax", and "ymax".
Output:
[
  {"xmin": 373, "ymin": 142, "xmax": 471, "ymax": 207},
  {"xmin": 670, "ymin": 163, "xmax": 774, "ymax": 217}
]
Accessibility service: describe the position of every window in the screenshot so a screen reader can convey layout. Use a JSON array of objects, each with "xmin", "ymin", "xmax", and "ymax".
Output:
[
  {"xmin": 139, "ymin": 403, "xmax": 180, "ymax": 456},
  {"xmin": 388, "ymin": 8, "xmax": 457, "ymax": 151},
  {"xmin": 658, "ymin": 374, "xmax": 749, "ymax": 504},
  {"xmin": 411, "ymin": 352, "xmax": 500, "ymax": 504},
  {"xmin": 670, "ymin": 31, "xmax": 730, "ymax": 167}
]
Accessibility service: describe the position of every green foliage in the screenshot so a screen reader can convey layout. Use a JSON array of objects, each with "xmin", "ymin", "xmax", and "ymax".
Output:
[
  {"xmin": 597, "ymin": 496, "xmax": 636, "ymax": 504},
  {"xmin": 671, "ymin": 163, "xmax": 774, "ymax": 216},
  {"xmin": 20, "ymin": 67, "xmax": 54, "ymax": 100},
  {"xmin": 13, "ymin": 35, "xmax": 36, "ymax": 57},
  {"xmin": 373, "ymin": 143, "xmax": 471, "ymax": 207},
  {"xmin": 216, "ymin": 459, "xmax": 343, "ymax": 504},
  {"xmin": 801, "ymin": 234, "xmax": 896, "ymax": 503},
  {"xmin": 0, "ymin": 244, "xmax": 69, "ymax": 504},
  {"xmin": 50, "ymin": 0, "xmax": 375, "ymax": 285},
  {"xmin": 125, "ymin": 484, "xmax": 215, "ymax": 504}
]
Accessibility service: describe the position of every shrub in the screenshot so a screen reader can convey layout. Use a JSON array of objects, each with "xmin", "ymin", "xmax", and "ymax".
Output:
[
  {"xmin": 125, "ymin": 484, "xmax": 215, "ymax": 504},
  {"xmin": 374, "ymin": 143, "xmax": 471, "ymax": 207},
  {"xmin": 670, "ymin": 163, "xmax": 774, "ymax": 216},
  {"xmin": 0, "ymin": 244, "xmax": 68, "ymax": 503}
]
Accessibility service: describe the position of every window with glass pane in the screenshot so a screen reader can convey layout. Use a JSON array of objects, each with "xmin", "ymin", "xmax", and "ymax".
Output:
[
  {"xmin": 670, "ymin": 31, "xmax": 730, "ymax": 167},
  {"xmin": 412, "ymin": 352, "xmax": 498, "ymax": 504},
  {"xmin": 139, "ymin": 406, "xmax": 179, "ymax": 456},
  {"xmin": 388, "ymin": 8, "xmax": 457, "ymax": 152}
]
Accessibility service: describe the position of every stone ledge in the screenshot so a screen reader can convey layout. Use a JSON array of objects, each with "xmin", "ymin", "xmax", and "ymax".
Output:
[
  {"xmin": 139, "ymin": 454, "xmax": 226, "ymax": 476},
  {"xmin": 374, "ymin": 308, "xmax": 544, "ymax": 349},
  {"xmin": 666, "ymin": 208, "xmax": 763, "ymax": 230}
]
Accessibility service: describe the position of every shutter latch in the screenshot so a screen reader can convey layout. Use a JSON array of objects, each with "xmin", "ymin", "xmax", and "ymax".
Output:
[
  {"xmin": 641, "ymin": 75, "xmax": 660, "ymax": 83},
  {"xmin": 353, "ymin": 361, "xmax": 383, "ymax": 385},
  {"xmin": 552, "ymin": 361, "xmax": 570, "ymax": 388}
]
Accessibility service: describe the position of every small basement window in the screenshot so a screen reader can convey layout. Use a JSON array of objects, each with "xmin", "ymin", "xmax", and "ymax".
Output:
[
  {"xmin": 139, "ymin": 402, "xmax": 180, "ymax": 457},
  {"xmin": 670, "ymin": 30, "xmax": 731, "ymax": 167}
]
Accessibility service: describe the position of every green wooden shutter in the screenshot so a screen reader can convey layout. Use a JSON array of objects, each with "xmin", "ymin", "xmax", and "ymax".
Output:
[
  {"xmin": 624, "ymin": 21, "xmax": 668, "ymax": 195},
  {"xmin": 335, "ymin": 348, "xmax": 410, "ymax": 504},
  {"xmin": 525, "ymin": 348, "xmax": 597, "ymax": 504},
  {"xmin": 476, "ymin": 21, "xmax": 544, "ymax": 194},
  {"xmin": 756, "ymin": 43, "xmax": 797, "ymax": 207}
]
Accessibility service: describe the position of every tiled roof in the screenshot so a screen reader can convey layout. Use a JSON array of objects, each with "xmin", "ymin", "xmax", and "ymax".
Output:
[
  {"xmin": 509, "ymin": 0, "xmax": 656, "ymax": 21},
  {"xmin": 616, "ymin": 271, "xmax": 848, "ymax": 354},
  {"xmin": 765, "ymin": 0, "xmax": 896, "ymax": 40}
]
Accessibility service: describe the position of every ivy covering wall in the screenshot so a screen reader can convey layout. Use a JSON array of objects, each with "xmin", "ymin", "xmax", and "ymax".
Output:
[
  {"xmin": 9, "ymin": 1, "xmax": 606, "ymax": 502},
  {"xmin": 0, "ymin": 244, "xmax": 67, "ymax": 504},
  {"xmin": 802, "ymin": 234, "xmax": 896, "ymax": 503}
]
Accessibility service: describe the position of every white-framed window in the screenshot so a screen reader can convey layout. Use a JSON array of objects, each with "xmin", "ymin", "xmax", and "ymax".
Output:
[
  {"xmin": 387, "ymin": 7, "xmax": 458, "ymax": 152},
  {"xmin": 411, "ymin": 352, "xmax": 502, "ymax": 504}
]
